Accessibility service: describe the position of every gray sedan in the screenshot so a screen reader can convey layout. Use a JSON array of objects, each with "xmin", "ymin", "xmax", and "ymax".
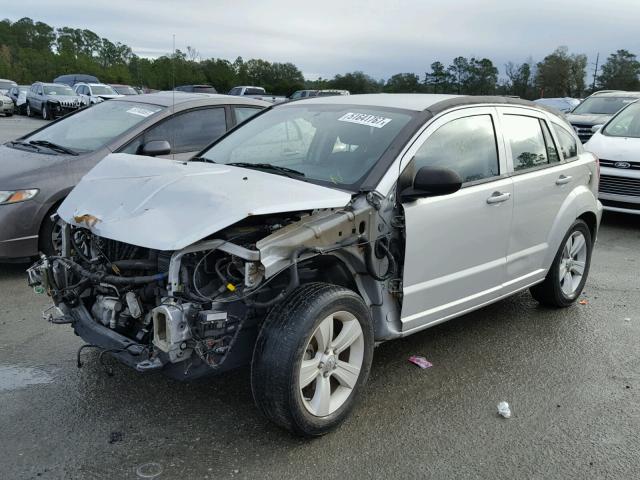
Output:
[{"xmin": 0, "ymin": 92, "xmax": 269, "ymax": 260}]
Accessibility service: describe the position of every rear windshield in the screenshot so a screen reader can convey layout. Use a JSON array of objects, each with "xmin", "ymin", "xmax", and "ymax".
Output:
[{"xmin": 572, "ymin": 96, "xmax": 638, "ymax": 115}]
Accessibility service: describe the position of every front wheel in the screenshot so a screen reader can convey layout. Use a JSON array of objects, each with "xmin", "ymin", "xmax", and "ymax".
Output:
[
  {"xmin": 26, "ymin": 103, "xmax": 32, "ymax": 117},
  {"xmin": 251, "ymin": 283, "xmax": 374, "ymax": 436},
  {"xmin": 42, "ymin": 104, "xmax": 50, "ymax": 120},
  {"xmin": 530, "ymin": 219, "xmax": 593, "ymax": 307}
]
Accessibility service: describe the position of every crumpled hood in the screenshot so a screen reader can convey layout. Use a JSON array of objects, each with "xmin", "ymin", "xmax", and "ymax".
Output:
[
  {"xmin": 566, "ymin": 113, "xmax": 612, "ymax": 126},
  {"xmin": 58, "ymin": 153, "xmax": 352, "ymax": 251}
]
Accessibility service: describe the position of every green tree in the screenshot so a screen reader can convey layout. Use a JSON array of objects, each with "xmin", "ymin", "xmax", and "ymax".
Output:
[
  {"xmin": 597, "ymin": 49, "xmax": 640, "ymax": 90},
  {"xmin": 384, "ymin": 73, "xmax": 422, "ymax": 93},
  {"xmin": 535, "ymin": 46, "xmax": 587, "ymax": 97},
  {"xmin": 448, "ymin": 56, "xmax": 470, "ymax": 94},
  {"xmin": 328, "ymin": 71, "xmax": 381, "ymax": 94},
  {"xmin": 424, "ymin": 61, "xmax": 453, "ymax": 93},
  {"xmin": 505, "ymin": 61, "xmax": 533, "ymax": 98}
]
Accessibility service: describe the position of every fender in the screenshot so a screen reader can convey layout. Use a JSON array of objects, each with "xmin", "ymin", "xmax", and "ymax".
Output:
[{"xmin": 542, "ymin": 184, "xmax": 599, "ymax": 269}]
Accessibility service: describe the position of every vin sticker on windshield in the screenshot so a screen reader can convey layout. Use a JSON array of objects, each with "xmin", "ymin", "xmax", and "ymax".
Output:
[
  {"xmin": 338, "ymin": 112, "xmax": 392, "ymax": 129},
  {"xmin": 126, "ymin": 107, "xmax": 156, "ymax": 117}
]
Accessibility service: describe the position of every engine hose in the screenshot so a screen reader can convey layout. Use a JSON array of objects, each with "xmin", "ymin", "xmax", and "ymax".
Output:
[
  {"xmin": 364, "ymin": 238, "xmax": 397, "ymax": 281},
  {"xmin": 54, "ymin": 257, "xmax": 167, "ymax": 286}
]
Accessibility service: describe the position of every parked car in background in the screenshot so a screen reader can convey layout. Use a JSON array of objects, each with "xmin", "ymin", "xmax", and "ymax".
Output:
[
  {"xmin": 0, "ymin": 78, "xmax": 18, "ymax": 95},
  {"xmin": 53, "ymin": 74, "xmax": 100, "ymax": 87},
  {"xmin": 0, "ymin": 92, "xmax": 268, "ymax": 260},
  {"xmin": 317, "ymin": 89, "xmax": 350, "ymax": 97},
  {"xmin": 28, "ymin": 94, "xmax": 601, "ymax": 436},
  {"xmin": 25, "ymin": 82, "xmax": 85, "ymax": 120},
  {"xmin": 566, "ymin": 90, "xmax": 640, "ymax": 143},
  {"xmin": 7, "ymin": 85, "xmax": 29, "ymax": 114},
  {"xmin": 228, "ymin": 85, "xmax": 287, "ymax": 104},
  {"xmin": 585, "ymin": 99, "xmax": 640, "ymax": 215},
  {"xmin": 534, "ymin": 97, "xmax": 580, "ymax": 113},
  {"xmin": 290, "ymin": 89, "xmax": 318, "ymax": 100},
  {"xmin": 0, "ymin": 92, "xmax": 14, "ymax": 116},
  {"xmin": 175, "ymin": 84, "xmax": 218, "ymax": 94},
  {"xmin": 73, "ymin": 82, "xmax": 123, "ymax": 104},
  {"xmin": 110, "ymin": 84, "xmax": 139, "ymax": 95}
]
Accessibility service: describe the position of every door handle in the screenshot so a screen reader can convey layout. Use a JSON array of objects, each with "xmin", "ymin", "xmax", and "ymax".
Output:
[
  {"xmin": 486, "ymin": 191, "xmax": 511, "ymax": 204},
  {"xmin": 556, "ymin": 174, "xmax": 572, "ymax": 185}
]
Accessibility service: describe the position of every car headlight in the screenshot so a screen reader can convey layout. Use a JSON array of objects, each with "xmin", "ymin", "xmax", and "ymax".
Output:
[{"xmin": 0, "ymin": 189, "xmax": 39, "ymax": 205}]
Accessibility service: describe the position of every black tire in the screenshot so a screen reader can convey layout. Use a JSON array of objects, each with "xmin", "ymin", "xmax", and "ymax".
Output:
[
  {"xmin": 39, "ymin": 207, "xmax": 63, "ymax": 256},
  {"xmin": 42, "ymin": 104, "xmax": 49, "ymax": 120},
  {"xmin": 6, "ymin": 112, "xmax": 12, "ymax": 117},
  {"xmin": 26, "ymin": 103, "xmax": 33, "ymax": 117},
  {"xmin": 530, "ymin": 219, "xmax": 593, "ymax": 307},
  {"xmin": 251, "ymin": 282, "xmax": 374, "ymax": 437}
]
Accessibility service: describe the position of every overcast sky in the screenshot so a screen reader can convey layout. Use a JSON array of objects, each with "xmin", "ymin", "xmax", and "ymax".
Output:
[{"xmin": 5, "ymin": 0, "xmax": 640, "ymax": 81}]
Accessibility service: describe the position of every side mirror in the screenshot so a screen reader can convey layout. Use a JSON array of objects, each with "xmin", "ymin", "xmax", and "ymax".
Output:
[
  {"xmin": 142, "ymin": 140, "xmax": 171, "ymax": 157},
  {"xmin": 401, "ymin": 166, "xmax": 463, "ymax": 202},
  {"xmin": 591, "ymin": 124, "xmax": 604, "ymax": 133}
]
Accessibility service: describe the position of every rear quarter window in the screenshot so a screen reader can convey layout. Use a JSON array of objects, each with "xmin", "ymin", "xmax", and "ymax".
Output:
[{"xmin": 552, "ymin": 123, "xmax": 579, "ymax": 160}]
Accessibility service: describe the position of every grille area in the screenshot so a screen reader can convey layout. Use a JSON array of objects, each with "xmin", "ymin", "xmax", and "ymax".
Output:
[
  {"xmin": 600, "ymin": 159, "xmax": 640, "ymax": 170},
  {"xmin": 599, "ymin": 174, "xmax": 640, "ymax": 197},
  {"xmin": 572, "ymin": 123, "xmax": 594, "ymax": 143}
]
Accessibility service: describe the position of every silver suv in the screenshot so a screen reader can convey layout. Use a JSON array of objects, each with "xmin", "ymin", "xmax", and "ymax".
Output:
[{"xmin": 29, "ymin": 94, "xmax": 602, "ymax": 436}]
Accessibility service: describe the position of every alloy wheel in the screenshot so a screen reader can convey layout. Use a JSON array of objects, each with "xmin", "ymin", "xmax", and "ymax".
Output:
[
  {"xmin": 299, "ymin": 311, "xmax": 364, "ymax": 417},
  {"xmin": 559, "ymin": 231, "xmax": 587, "ymax": 296}
]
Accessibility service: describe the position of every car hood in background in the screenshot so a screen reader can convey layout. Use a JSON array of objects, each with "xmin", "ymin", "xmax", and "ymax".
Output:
[
  {"xmin": 58, "ymin": 153, "xmax": 352, "ymax": 251},
  {"xmin": 585, "ymin": 132, "xmax": 640, "ymax": 161},
  {"xmin": 0, "ymin": 144, "xmax": 73, "ymax": 186},
  {"xmin": 565, "ymin": 113, "xmax": 612, "ymax": 126}
]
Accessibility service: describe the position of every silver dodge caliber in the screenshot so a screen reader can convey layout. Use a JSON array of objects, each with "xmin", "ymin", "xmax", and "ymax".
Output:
[{"xmin": 29, "ymin": 94, "xmax": 602, "ymax": 436}]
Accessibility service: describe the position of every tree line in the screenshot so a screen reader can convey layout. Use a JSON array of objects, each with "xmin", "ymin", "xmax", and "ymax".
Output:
[{"xmin": 1, "ymin": 17, "xmax": 639, "ymax": 98}]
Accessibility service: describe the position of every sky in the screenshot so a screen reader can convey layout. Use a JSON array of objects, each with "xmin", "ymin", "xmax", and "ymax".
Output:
[{"xmin": 4, "ymin": 0, "xmax": 640, "ymax": 81}]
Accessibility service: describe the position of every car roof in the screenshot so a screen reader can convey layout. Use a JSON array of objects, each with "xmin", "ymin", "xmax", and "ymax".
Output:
[
  {"xmin": 280, "ymin": 93, "xmax": 553, "ymax": 114},
  {"xmin": 589, "ymin": 90, "xmax": 640, "ymax": 98},
  {"xmin": 111, "ymin": 91, "xmax": 271, "ymax": 108},
  {"xmin": 36, "ymin": 82, "xmax": 72, "ymax": 87}
]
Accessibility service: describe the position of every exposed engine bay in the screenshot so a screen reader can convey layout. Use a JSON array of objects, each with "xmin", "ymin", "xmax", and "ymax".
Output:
[{"xmin": 28, "ymin": 194, "xmax": 405, "ymax": 379}]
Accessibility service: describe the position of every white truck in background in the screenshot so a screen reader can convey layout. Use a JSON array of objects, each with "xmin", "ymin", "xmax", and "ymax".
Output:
[{"xmin": 228, "ymin": 86, "xmax": 287, "ymax": 104}]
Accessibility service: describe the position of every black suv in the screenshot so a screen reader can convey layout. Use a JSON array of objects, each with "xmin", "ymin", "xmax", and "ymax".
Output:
[{"xmin": 26, "ymin": 82, "xmax": 85, "ymax": 120}]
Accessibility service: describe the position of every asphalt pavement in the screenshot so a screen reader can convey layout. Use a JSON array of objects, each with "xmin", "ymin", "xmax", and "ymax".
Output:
[{"xmin": 0, "ymin": 115, "xmax": 639, "ymax": 479}]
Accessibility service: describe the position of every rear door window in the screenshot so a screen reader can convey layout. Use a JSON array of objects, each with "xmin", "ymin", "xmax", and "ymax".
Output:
[
  {"xmin": 413, "ymin": 114, "xmax": 500, "ymax": 183},
  {"xmin": 552, "ymin": 123, "xmax": 579, "ymax": 160},
  {"xmin": 233, "ymin": 107, "xmax": 262, "ymax": 124},
  {"xmin": 503, "ymin": 115, "xmax": 550, "ymax": 171}
]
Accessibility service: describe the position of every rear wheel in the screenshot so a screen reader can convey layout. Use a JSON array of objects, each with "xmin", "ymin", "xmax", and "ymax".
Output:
[
  {"xmin": 530, "ymin": 219, "xmax": 592, "ymax": 307},
  {"xmin": 251, "ymin": 283, "xmax": 374, "ymax": 436}
]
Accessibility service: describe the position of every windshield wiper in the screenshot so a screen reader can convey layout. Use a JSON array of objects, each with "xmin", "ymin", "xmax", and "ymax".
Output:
[
  {"xmin": 227, "ymin": 162, "xmax": 306, "ymax": 178},
  {"xmin": 29, "ymin": 140, "xmax": 78, "ymax": 156},
  {"xmin": 7, "ymin": 140, "xmax": 42, "ymax": 152},
  {"xmin": 190, "ymin": 156, "xmax": 215, "ymax": 163}
]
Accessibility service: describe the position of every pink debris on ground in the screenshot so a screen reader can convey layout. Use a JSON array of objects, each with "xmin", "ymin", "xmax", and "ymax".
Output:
[{"xmin": 408, "ymin": 355, "xmax": 433, "ymax": 369}]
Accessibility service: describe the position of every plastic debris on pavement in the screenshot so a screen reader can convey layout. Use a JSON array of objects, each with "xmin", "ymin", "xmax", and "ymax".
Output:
[
  {"xmin": 497, "ymin": 401, "xmax": 512, "ymax": 418},
  {"xmin": 579, "ymin": 299, "xmax": 588, "ymax": 305},
  {"xmin": 408, "ymin": 355, "xmax": 433, "ymax": 369}
]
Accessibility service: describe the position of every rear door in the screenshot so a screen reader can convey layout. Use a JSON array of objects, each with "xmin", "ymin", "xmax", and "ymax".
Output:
[
  {"xmin": 498, "ymin": 107, "xmax": 581, "ymax": 290},
  {"xmin": 400, "ymin": 107, "xmax": 514, "ymax": 332}
]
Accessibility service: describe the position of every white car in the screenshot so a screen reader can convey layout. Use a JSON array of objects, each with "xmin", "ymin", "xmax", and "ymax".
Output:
[
  {"xmin": 29, "ymin": 94, "xmax": 602, "ymax": 436},
  {"xmin": 73, "ymin": 82, "xmax": 123, "ymax": 104},
  {"xmin": 0, "ymin": 93, "xmax": 14, "ymax": 116},
  {"xmin": 585, "ymin": 100, "xmax": 640, "ymax": 214}
]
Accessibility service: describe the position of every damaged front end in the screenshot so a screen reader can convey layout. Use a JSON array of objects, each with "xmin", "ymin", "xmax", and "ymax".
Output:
[{"xmin": 28, "ymin": 194, "xmax": 404, "ymax": 380}]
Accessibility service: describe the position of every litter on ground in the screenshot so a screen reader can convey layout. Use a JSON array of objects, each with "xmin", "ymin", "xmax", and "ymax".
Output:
[{"xmin": 408, "ymin": 356, "xmax": 433, "ymax": 369}]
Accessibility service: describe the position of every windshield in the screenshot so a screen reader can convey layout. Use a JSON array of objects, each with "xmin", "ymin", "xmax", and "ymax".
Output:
[
  {"xmin": 603, "ymin": 101, "xmax": 640, "ymax": 138},
  {"xmin": 572, "ymin": 96, "xmax": 638, "ymax": 115},
  {"xmin": 90, "ymin": 85, "xmax": 117, "ymax": 95},
  {"xmin": 245, "ymin": 87, "xmax": 265, "ymax": 95},
  {"xmin": 200, "ymin": 104, "xmax": 414, "ymax": 190},
  {"xmin": 21, "ymin": 101, "xmax": 164, "ymax": 153},
  {"xmin": 113, "ymin": 85, "xmax": 137, "ymax": 95},
  {"xmin": 44, "ymin": 85, "xmax": 75, "ymax": 96}
]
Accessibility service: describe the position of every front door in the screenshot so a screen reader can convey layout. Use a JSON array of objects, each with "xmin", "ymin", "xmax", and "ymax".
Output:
[{"xmin": 400, "ymin": 107, "xmax": 513, "ymax": 333}]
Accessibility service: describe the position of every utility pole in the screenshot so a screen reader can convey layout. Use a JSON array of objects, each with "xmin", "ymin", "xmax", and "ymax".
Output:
[{"xmin": 591, "ymin": 52, "xmax": 599, "ymax": 92}]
